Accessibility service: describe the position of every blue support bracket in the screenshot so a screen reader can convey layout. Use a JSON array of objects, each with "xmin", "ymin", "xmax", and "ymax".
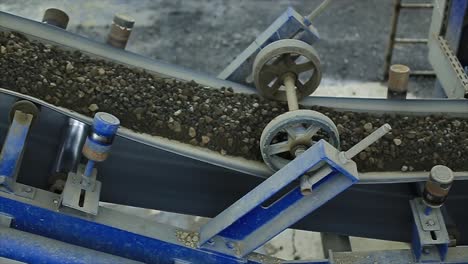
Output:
[
  {"xmin": 410, "ymin": 198, "xmax": 450, "ymax": 262},
  {"xmin": 199, "ymin": 140, "xmax": 359, "ymax": 258},
  {"xmin": 218, "ymin": 7, "xmax": 320, "ymax": 86},
  {"xmin": 0, "ymin": 111, "xmax": 33, "ymax": 193}
]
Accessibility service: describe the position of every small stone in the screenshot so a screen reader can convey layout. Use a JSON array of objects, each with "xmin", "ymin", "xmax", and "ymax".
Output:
[
  {"xmin": 76, "ymin": 77, "xmax": 85, "ymax": 82},
  {"xmin": 358, "ymin": 152, "xmax": 367, "ymax": 160},
  {"xmin": 205, "ymin": 116, "xmax": 213, "ymax": 123},
  {"xmin": 406, "ymin": 131, "xmax": 416, "ymax": 139},
  {"xmin": 189, "ymin": 139, "xmax": 198, "ymax": 145},
  {"xmin": 174, "ymin": 110, "xmax": 182, "ymax": 116},
  {"xmin": 0, "ymin": 46, "xmax": 6, "ymax": 54},
  {"xmin": 393, "ymin": 138, "xmax": 402, "ymax": 146},
  {"xmin": 192, "ymin": 236, "xmax": 199, "ymax": 242},
  {"xmin": 220, "ymin": 149, "xmax": 227, "ymax": 155},
  {"xmin": 189, "ymin": 127, "xmax": 196, "ymax": 138},
  {"xmin": 88, "ymin": 104, "xmax": 99, "ymax": 112},
  {"xmin": 173, "ymin": 121, "xmax": 182, "ymax": 132},
  {"xmin": 253, "ymin": 103, "xmax": 259, "ymax": 108},
  {"xmin": 337, "ymin": 124, "xmax": 345, "ymax": 134},
  {"xmin": 401, "ymin": 165, "xmax": 408, "ymax": 172},
  {"xmin": 66, "ymin": 62, "xmax": 74, "ymax": 72},
  {"xmin": 452, "ymin": 120, "xmax": 461, "ymax": 127},
  {"xmin": 201, "ymin": 136, "xmax": 210, "ymax": 144},
  {"xmin": 97, "ymin": 68, "xmax": 106, "ymax": 75},
  {"xmin": 363, "ymin": 122, "xmax": 373, "ymax": 132}
]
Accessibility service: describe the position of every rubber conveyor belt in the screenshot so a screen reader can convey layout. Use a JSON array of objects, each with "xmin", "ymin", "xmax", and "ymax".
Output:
[{"xmin": 1, "ymin": 11, "xmax": 468, "ymax": 244}]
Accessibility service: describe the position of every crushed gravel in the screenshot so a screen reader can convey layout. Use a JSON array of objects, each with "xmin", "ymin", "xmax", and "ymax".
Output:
[{"xmin": 1, "ymin": 31, "xmax": 467, "ymax": 172}]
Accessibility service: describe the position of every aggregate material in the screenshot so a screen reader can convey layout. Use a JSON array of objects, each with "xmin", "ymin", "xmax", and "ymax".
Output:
[{"xmin": 1, "ymin": 31, "xmax": 467, "ymax": 172}]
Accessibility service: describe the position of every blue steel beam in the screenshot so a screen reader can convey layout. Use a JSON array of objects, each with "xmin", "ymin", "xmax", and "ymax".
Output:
[
  {"xmin": 0, "ymin": 111, "xmax": 33, "ymax": 192},
  {"xmin": 0, "ymin": 192, "xmax": 281, "ymax": 264}
]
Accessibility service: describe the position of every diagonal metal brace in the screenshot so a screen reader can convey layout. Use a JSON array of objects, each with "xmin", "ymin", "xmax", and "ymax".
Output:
[{"xmin": 199, "ymin": 140, "xmax": 359, "ymax": 258}]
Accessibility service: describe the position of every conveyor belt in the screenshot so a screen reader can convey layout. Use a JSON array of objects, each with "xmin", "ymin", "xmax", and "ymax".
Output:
[{"xmin": 1, "ymin": 11, "xmax": 468, "ymax": 244}]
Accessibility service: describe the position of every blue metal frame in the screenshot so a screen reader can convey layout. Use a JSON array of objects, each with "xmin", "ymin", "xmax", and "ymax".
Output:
[
  {"xmin": 410, "ymin": 198, "xmax": 450, "ymax": 262},
  {"xmin": 0, "ymin": 194, "xmax": 275, "ymax": 264},
  {"xmin": 0, "ymin": 111, "xmax": 32, "ymax": 192},
  {"xmin": 199, "ymin": 140, "xmax": 359, "ymax": 257}
]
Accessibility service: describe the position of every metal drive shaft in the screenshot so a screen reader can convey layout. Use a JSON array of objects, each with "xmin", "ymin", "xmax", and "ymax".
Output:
[
  {"xmin": 343, "ymin": 124, "xmax": 392, "ymax": 160},
  {"xmin": 283, "ymin": 73, "xmax": 299, "ymax": 111}
]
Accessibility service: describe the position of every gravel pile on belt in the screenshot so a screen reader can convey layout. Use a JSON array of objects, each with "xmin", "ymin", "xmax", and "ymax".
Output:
[{"xmin": 1, "ymin": 31, "xmax": 467, "ymax": 172}]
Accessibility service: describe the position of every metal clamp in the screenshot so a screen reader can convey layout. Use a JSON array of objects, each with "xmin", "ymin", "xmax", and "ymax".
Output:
[
  {"xmin": 410, "ymin": 198, "xmax": 450, "ymax": 262},
  {"xmin": 61, "ymin": 164, "xmax": 101, "ymax": 215}
]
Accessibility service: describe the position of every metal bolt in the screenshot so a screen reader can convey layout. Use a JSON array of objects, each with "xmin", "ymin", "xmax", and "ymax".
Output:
[
  {"xmin": 226, "ymin": 241, "xmax": 235, "ymax": 250},
  {"xmin": 53, "ymin": 199, "xmax": 59, "ymax": 205},
  {"xmin": 426, "ymin": 219, "xmax": 435, "ymax": 226},
  {"xmin": 423, "ymin": 247, "xmax": 431, "ymax": 254},
  {"xmin": 23, "ymin": 187, "xmax": 32, "ymax": 193},
  {"xmin": 207, "ymin": 239, "xmax": 215, "ymax": 245}
]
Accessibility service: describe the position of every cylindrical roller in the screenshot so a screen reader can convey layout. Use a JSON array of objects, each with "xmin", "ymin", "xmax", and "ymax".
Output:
[
  {"xmin": 106, "ymin": 13, "xmax": 135, "ymax": 49},
  {"xmin": 82, "ymin": 112, "xmax": 120, "ymax": 164},
  {"xmin": 387, "ymin": 64, "xmax": 410, "ymax": 99},
  {"xmin": 42, "ymin": 8, "xmax": 69, "ymax": 29},
  {"xmin": 423, "ymin": 165, "xmax": 454, "ymax": 208}
]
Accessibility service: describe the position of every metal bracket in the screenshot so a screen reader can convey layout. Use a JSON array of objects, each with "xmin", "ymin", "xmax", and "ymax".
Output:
[
  {"xmin": 218, "ymin": 7, "xmax": 319, "ymax": 86},
  {"xmin": 410, "ymin": 198, "xmax": 450, "ymax": 262},
  {"xmin": 61, "ymin": 164, "xmax": 101, "ymax": 215},
  {"xmin": 0, "ymin": 111, "xmax": 33, "ymax": 194},
  {"xmin": 428, "ymin": 35, "xmax": 468, "ymax": 98},
  {"xmin": 199, "ymin": 140, "xmax": 359, "ymax": 258}
]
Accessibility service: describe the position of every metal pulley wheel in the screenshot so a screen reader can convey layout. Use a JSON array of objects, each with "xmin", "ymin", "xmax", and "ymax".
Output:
[
  {"xmin": 260, "ymin": 110, "xmax": 339, "ymax": 171},
  {"xmin": 253, "ymin": 39, "xmax": 322, "ymax": 101}
]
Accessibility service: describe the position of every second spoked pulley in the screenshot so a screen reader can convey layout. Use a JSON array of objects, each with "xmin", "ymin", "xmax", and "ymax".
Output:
[{"xmin": 253, "ymin": 39, "xmax": 340, "ymax": 171}]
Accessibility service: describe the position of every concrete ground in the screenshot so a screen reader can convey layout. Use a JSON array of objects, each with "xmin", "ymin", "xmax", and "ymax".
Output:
[{"xmin": 1, "ymin": 0, "xmax": 430, "ymax": 260}]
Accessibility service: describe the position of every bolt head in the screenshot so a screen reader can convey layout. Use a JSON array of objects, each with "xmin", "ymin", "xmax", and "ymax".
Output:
[{"xmin": 426, "ymin": 219, "xmax": 435, "ymax": 226}]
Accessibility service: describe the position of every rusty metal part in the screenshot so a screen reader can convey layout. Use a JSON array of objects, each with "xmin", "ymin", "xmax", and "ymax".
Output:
[
  {"xmin": 387, "ymin": 64, "xmax": 410, "ymax": 99},
  {"xmin": 82, "ymin": 142, "xmax": 109, "ymax": 162},
  {"xmin": 42, "ymin": 8, "xmax": 69, "ymax": 29},
  {"xmin": 106, "ymin": 13, "xmax": 135, "ymax": 49},
  {"xmin": 423, "ymin": 165, "xmax": 454, "ymax": 208}
]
